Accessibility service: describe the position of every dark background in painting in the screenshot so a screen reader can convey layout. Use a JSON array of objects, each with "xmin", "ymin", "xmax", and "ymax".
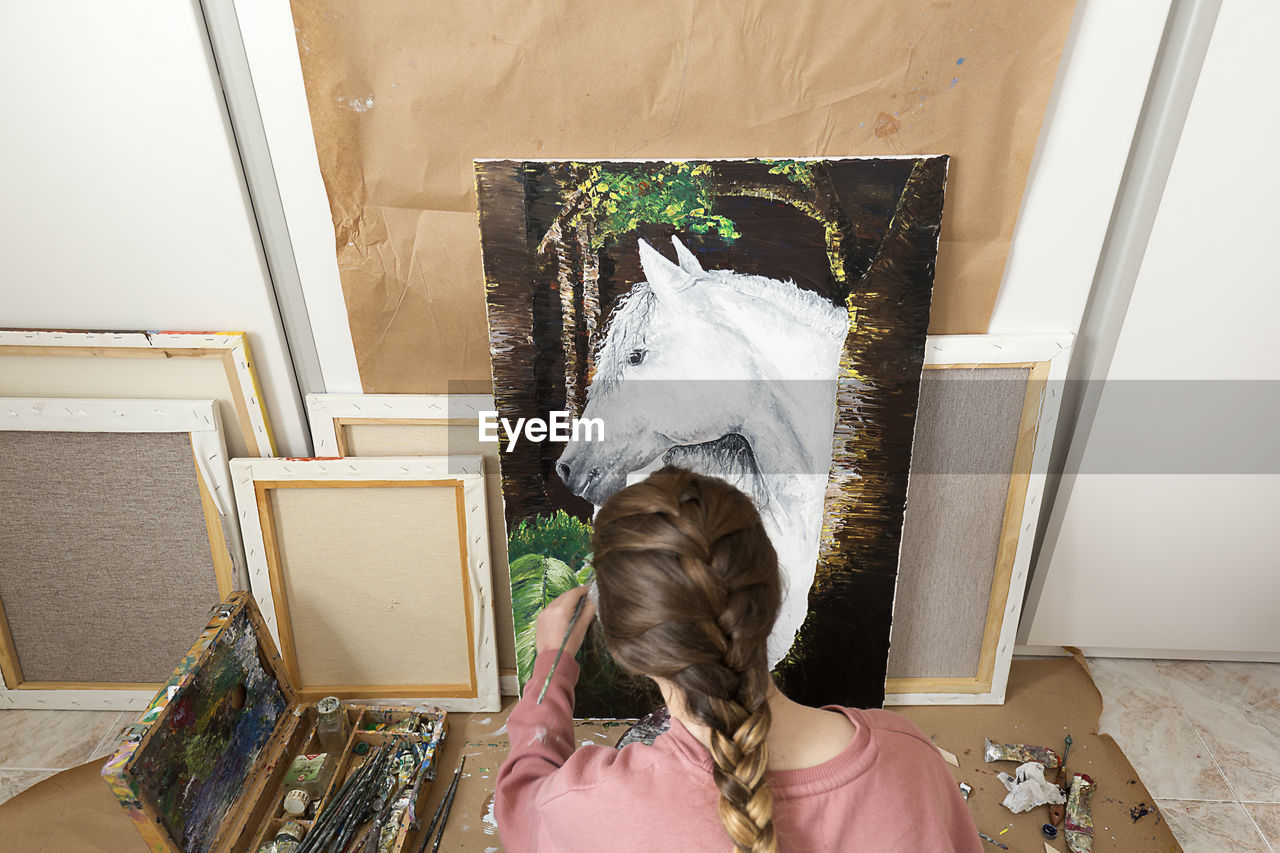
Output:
[{"xmin": 477, "ymin": 158, "xmax": 946, "ymax": 716}]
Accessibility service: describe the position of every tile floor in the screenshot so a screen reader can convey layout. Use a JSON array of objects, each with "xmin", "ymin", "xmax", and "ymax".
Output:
[
  {"xmin": 1088, "ymin": 658, "xmax": 1280, "ymax": 852},
  {"xmin": 0, "ymin": 708, "xmax": 132, "ymax": 803},
  {"xmin": 1, "ymin": 659, "xmax": 1277, "ymax": 851}
]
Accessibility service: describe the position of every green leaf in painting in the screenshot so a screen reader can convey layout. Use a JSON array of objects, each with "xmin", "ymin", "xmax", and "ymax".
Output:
[{"xmin": 508, "ymin": 552, "xmax": 580, "ymax": 688}]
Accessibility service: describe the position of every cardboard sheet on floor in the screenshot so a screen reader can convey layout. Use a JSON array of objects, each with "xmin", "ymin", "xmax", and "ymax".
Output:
[
  {"xmin": 0, "ymin": 653, "xmax": 1181, "ymax": 851},
  {"xmin": 900, "ymin": 652, "xmax": 1184, "ymax": 853},
  {"xmin": 0, "ymin": 759, "xmax": 147, "ymax": 853},
  {"xmin": 290, "ymin": 0, "xmax": 1077, "ymax": 392}
]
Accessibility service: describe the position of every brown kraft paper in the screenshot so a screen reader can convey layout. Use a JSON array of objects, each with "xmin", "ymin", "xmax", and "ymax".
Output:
[{"xmin": 290, "ymin": 0, "xmax": 1077, "ymax": 392}]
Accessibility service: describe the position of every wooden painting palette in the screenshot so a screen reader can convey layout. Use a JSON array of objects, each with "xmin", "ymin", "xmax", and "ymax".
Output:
[{"xmin": 102, "ymin": 592, "xmax": 449, "ymax": 853}]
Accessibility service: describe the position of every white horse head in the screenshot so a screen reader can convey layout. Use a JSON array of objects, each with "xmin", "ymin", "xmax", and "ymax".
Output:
[{"xmin": 556, "ymin": 236, "xmax": 849, "ymax": 665}]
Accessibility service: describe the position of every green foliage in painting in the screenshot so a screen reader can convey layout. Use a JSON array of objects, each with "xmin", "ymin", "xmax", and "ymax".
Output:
[
  {"xmin": 568, "ymin": 162, "xmax": 741, "ymax": 249},
  {"xmin": 507, "ymin": 509, "xmax": 593, "ymax": 572},
  {"xmin": 509, "ymin": 552, "xmax": 582, "ymax": 687},
  {"xmin": 765, "ymin": 159, "xmax": 817, "ymax": 189}
]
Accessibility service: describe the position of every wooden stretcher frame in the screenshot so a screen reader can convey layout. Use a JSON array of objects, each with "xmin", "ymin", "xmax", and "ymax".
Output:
[
  {"xmin": 306, "ymin": 392, "xmax": 492, "ymax": 457},
  {"xmin": 0, "ymin": 397, "xmax": 241, "ymax": 710},
  {"xmin": 305, "ymin": 393, "xmax": 522, "ymax": 694},
  {"xmin": 0, "ymin": 329, "xmax": 277, "ymax": 457},
  {"xmin": 231, "ymin": 455, "xmax": 501, "ymax": 712},
  {"xmin": 884, "ymin": 333, "xmax": 1074, "ymax": 706}
]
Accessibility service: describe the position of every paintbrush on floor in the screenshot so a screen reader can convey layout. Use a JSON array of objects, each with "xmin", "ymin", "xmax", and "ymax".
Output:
[
  {"xmin": 428, "ymin": 773, "xmax": 463, "ymax": 853},
  {"xmin": 416, "ymin": 756, "xmax": 465, "ymax": 853}
]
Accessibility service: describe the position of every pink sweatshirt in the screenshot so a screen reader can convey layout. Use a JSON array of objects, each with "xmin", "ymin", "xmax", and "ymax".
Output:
[{"xmin": 496, "ymin": 653, "xmax": 983, "ymax": 852}]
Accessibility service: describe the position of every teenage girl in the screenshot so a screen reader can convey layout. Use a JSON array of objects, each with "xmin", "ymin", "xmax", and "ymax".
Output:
[{"xmin": 496, "ymin": 467, "xmax": 981, "ymax": 852}]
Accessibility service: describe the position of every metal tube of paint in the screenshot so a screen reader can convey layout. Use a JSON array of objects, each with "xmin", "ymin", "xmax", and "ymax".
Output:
[
  {"xmin": 983, "ymin": 737, "xmax": 1062, "ymax": 769},
  {"xmin": 380, "ymin": 740, "xmax": 436, "ymax": 851},
  {"xmin": 1065, "ymin": 773, "xmax": 1095, "ymax": 853}
]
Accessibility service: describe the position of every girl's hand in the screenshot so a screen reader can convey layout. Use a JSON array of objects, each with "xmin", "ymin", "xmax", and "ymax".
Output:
[{"xmin": 535, "ymin": 584, "xmax": 597, "ymax": 658}]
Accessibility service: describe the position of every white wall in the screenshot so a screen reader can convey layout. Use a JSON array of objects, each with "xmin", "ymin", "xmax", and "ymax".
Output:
[
  {"xmin": 0, "ymin": 1, "xmax": 309, "ymax": 456},
  {"xmin": 1021, "ymin": 0, "xmax": 1280, "ymax": 657},
  {"xmin": 988, "ymin": 0, "xmax": 1170, "ymax": 335}
]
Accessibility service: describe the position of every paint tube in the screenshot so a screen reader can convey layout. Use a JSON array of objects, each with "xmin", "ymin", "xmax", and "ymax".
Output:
[
  {"xmin": 378, "ymin": 800, "xmax": 411, "ymax": 853},
  {"xmin": 392, "ymin": 741, "xmax": 425, "ymax": 787},
  {"xmin": 364, "ymin": 712, "xmax": 433, "ymax": 734},
  {"xmin": 375, "ymin": 740, "xmax": 433, "ymax": 852},
  {"xmin": 983, "ymin": 737, "xmax": 1062, "ymax": 769},
  {"xmin": 1065, "ymin": 773, "xmax": 1095, "ymax": 853}
]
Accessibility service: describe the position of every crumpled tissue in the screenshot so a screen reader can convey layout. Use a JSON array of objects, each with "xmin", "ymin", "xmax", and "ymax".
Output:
[{"xmin": 997, "ymin": 761, "xmax": 1066, "ymax": 814}]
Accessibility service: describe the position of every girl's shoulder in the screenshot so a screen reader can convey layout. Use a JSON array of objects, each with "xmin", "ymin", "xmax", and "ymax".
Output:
[
  {"xmin": 849, "ymin": 706, "xmax": 935, "ymax": 743},
  {"xmin": 816, "ymin": 705, "xmax": 949, "ymax": 763}
]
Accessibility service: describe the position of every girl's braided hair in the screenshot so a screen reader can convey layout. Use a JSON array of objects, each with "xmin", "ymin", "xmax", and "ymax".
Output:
[{"xmin": 592, "ymin": 467, "xmax": 780, "ymax": 853}]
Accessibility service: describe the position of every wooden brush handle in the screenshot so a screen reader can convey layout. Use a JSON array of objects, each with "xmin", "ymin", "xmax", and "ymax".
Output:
[{"xmin": 1048, "ymin": 764, "xmax": 1068, "ymax": 826}]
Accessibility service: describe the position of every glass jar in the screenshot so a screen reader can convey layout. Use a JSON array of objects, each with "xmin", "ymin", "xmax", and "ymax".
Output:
[{"xmin": 315, "ymin": 696, "xmax": 349, "ymax": 754}]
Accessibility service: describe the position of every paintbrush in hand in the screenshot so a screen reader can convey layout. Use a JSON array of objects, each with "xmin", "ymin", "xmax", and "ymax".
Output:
[{"xmin": 536, "ymin": 581, "xmax": 596, "ymax": 705}]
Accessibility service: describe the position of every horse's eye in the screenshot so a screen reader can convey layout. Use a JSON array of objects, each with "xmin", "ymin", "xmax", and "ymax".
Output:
[{"xmin": 628, "ymin": 349, "xmax": 646, "ymax": 366}]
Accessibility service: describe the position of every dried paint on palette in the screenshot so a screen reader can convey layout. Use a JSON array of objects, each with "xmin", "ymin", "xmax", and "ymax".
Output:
[
  {"xmin": 129, "ymin": 607, "xmax": 288, "ymax": 852},
  {"xmin": 476, "ymin": 158, "xmax": 948, "ymax": 717}
]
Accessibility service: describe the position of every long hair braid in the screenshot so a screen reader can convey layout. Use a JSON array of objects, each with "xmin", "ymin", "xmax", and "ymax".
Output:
[{"xmin": 592, "ymin": 467, "xmax": 781, "ymax": 853}]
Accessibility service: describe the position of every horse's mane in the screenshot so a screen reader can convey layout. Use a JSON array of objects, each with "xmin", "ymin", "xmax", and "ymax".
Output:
[
  {"xmin": 591, "ymin": 267, "xmax": 847, "ymax": 384},
  {"xmin": 696, "ymin": 269, "xmax": 848, "ymax": 341}
]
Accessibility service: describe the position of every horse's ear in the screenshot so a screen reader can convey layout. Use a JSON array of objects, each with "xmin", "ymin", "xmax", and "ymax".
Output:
[
  {"xmin": 638, "ymin": 238, "xmax": 692, "ymax": 299},
  {"xmin": 671, "ymin": 236, "xmax": 704, "ymax": 275}
]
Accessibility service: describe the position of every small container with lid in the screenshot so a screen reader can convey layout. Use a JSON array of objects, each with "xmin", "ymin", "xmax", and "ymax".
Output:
[
  {"xmin": 315, "ymin": 696, "xmax": 349, "ymax": 754},
  {"xmin": 273, "ymin": 820, "xmax": 307, "ymax": 853},
  {"xmin": 281, "ymin": 788, "xmax": 310, "ymax": 818},
  {"xmin": 280, "ymin": 752, "xmax": 336, "ymax": 816}
]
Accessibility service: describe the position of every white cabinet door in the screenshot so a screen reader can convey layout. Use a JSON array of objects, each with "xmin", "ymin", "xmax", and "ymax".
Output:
[{"xmin": 1022, "ymin": 0, "xmax": 1280, "ymax": 658}]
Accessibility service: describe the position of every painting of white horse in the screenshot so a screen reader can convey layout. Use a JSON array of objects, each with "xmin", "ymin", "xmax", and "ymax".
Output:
[
  {"xmin": 477, "ymin": 156, "xmax": 946, "ymax": 717},
  {"xmin": 555, "ymin": 236, "xmax": 848, "ymax": 667}
]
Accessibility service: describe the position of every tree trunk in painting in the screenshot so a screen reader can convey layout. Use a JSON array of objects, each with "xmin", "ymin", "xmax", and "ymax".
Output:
[
  {"xmin": 775, "ymin": 157, "xmax": 947, "ymax": 709},
  {"xmin": 475, "ymin": 161, "xmax": 553, "ymax": 523}
]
